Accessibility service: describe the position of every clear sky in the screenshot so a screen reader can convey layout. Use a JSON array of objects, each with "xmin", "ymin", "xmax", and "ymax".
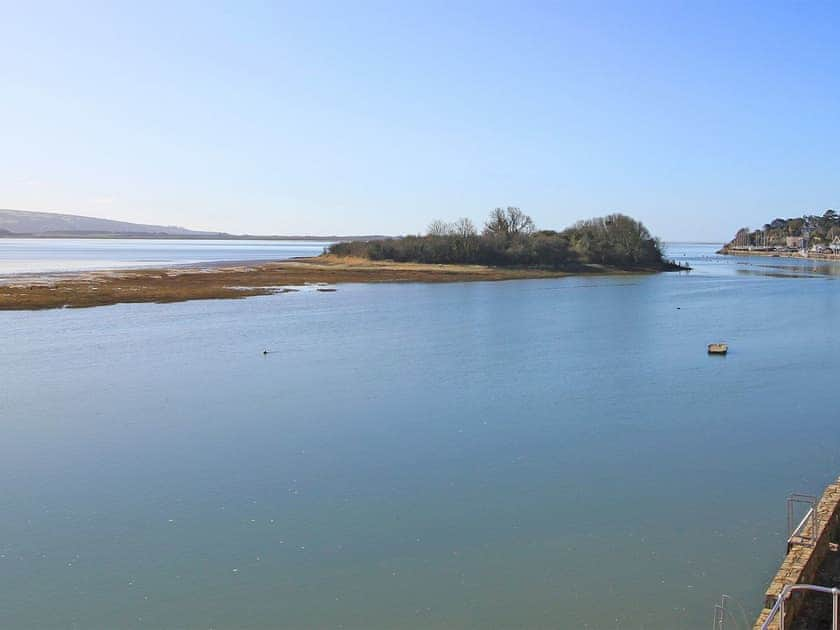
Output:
[{"xmin": 2, "ymin": 1, "xmax": 839, "ymax": 240}]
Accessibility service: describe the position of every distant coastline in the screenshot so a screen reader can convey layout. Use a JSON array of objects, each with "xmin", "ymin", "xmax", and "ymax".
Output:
[
  {"xmin": 719, "ymin": 245, "xmax": 840, "ymax": 262},
  {"xmin": 0, "ymin": 232, "xmax": 382, "ymax": 242},
  {"xmin": 719, "ymin": 210, "xmax": 840, "ymax": 261},
  {"xmin": 0, "ymin": 208, "xmax": 385, "ymax": 242}
]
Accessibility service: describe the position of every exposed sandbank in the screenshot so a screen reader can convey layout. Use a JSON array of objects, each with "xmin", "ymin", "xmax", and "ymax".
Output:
[{"xmin": 0, "ymin": 255, "xmax": 673, "ymax": 311}]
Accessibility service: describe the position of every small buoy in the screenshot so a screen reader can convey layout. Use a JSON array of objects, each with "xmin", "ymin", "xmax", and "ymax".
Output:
[{"xmin": 262, "ymin": 349, "xmax": 269, "ymax": 355}]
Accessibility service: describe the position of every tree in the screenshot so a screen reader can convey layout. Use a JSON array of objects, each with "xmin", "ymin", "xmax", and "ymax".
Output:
[
  {"xmin": 506, "ymin": 207, "xmax": 535, "ymax": 235},
  {"xmin": 484, "ymin": 208, "xmax": 509, "ymax": 237},
  {"xmin": 483, "ymin": 207, "xmax": 535, "ymax": 238},
  {"xmin": 602, "ymin": 214, "xmax": 658, "ymax": 264},
  {"xmin": 427, "ymin": 220, "xmax": 453, "ymax": 236},
  {"xmin": 330, "ymin": 212, "xmax": 666, "ymax": 269},
  {"xmin": 452, "ymin": 217, "xmax": 477, "ymax": 238}
]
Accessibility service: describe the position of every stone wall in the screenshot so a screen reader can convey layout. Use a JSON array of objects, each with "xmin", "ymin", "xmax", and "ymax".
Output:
[{"xmin": 753, "ymin": 478, "xmax": 840, "ymax": 629}]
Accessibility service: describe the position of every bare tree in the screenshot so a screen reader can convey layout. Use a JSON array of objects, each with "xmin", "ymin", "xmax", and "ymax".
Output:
[
  {"xmin": 427, "ymin": 220, "xmax": 453, "ymax": 236},
  {"xmin": 604, "ymin": 214, "xmax": 652, "ymax": 263},
  {"xmin": 484, "ymin": 208, "xmax": 510, "ymax": 236},
  {"xmin": 483, "ymin": 207, "xmax": 535, "ymax": 237},
  {"xmin": 506, "ymin": 207, "xmax": 535, "ymax": 235},
  {"xmin": 453, "ymin": 217, "xmax": 477, "ymax": 238}
]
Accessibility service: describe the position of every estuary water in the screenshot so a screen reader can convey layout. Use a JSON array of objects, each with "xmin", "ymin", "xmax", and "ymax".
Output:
[
  {"xmin": 2, "ymin": 244, "xmax": 840, "ymax": 628},
  {"xmin": 0, "ymin": 238, "xmax": 330, "ymax": 276}
]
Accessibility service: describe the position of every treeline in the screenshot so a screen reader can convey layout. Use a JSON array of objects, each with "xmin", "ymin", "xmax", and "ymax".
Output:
[
  {"xmin": 731, "ymin": 210, "xmax": 840, "ymax": 247},
  {"xmin": 329, "ymin": 208, "xmax": 670, "ymax": 269}
]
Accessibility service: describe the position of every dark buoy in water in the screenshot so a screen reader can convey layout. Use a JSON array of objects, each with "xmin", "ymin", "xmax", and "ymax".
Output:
[{"xmin": 262, "ymin": 349, "xmax": 269, "ymax": 355}]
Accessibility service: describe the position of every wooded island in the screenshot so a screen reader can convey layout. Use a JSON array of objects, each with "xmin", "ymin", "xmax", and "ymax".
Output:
[
  {"xmin": 0, "ymin": 210, "xmax": 684, "ymax": 310},
  {"xmin": 331, "ymin": 208, "xmax": 681, "ymax": 271}
]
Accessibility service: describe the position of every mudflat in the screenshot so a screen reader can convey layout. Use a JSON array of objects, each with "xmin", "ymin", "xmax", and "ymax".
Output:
[{"xmin": 0, "ymin": 255, "xmax": 657, "ymax": 310}]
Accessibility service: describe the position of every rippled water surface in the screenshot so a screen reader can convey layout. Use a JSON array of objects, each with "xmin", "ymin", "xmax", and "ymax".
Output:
[{"xmin": 2, "ymin": 244, "xmax": 840, "ymax": 629}]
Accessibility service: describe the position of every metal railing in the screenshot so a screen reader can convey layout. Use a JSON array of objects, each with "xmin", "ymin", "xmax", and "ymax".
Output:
[
  {"xmin": 712, "ymin": 593, "xmax": 750, "ymax": 629},
  {"xmin": 761, "ymin": 584, "xmax": 839, "ymax": 630},
  {"xmin": 787, "ymin": 494, "xmax": 818, "ymax": 550}
]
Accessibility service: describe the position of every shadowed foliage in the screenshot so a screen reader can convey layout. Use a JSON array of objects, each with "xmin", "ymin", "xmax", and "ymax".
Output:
[{"xmin": 329, "ymin": 208, "xmax": 670, "ymax": 269}]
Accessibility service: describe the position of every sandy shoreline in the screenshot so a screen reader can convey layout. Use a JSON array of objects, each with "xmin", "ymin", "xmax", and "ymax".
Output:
[{"xmin": 0, "ymin": 255, "xmax": 670, "ymax": 311}]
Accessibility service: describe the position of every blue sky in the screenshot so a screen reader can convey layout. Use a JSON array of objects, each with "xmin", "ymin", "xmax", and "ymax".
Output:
[{"xmin": 2, "ymin": 1, "xmax": 839, "ymax": 240}]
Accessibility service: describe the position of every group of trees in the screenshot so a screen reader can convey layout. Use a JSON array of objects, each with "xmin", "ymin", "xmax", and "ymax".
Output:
[
  {"xmin": 732, "ymin": 210, "xmax": 840, "ymax": 247},
  {"xmin": 329, "ymin": 207, "xmax": 668, "ymax": 269}
]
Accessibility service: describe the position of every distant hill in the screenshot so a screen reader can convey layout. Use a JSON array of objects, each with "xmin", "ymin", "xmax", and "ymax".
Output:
[
  {"xmin": 0, "ymin": 209, "xmax": 385, "ymax": 241},
  {"xmin": 0, "ymin": 208, "xmax": 221, "ymax": 237}
]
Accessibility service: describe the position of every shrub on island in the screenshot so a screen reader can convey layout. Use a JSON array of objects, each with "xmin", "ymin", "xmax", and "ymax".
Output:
[{"xmin": 329, "ymin": 208, "xmax": 669, "ymax": 270}]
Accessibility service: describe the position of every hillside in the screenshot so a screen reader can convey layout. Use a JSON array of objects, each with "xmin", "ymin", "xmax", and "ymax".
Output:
[
  {"xmin": 0, "ymin": 209, "xmax": 387, "ymax": 241},
  {"xmin": 722, "ymin": 209, "xmax": 840, "ymax": 251},
  {"xmin": 0, "ymin": 209, "xmax": 220, "ymax": 237}
]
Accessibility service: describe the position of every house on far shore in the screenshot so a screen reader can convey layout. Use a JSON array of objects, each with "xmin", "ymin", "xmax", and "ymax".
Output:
[
  {"xmin": 786, "ymin": 236, "xmax": 805, "ymax": 249},
  {"xmin": 831, "ymin": 236, "xmax": 840, "ymax": 254}
]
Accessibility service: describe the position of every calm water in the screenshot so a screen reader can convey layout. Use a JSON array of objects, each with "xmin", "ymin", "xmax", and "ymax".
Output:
[
  {"xmin": 2, "ymin": 244, "xmax": 840, "ymax": 629},
  {"xmin": 0, "ymin": 238, "xmax": 330, "ymax": 276}
]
